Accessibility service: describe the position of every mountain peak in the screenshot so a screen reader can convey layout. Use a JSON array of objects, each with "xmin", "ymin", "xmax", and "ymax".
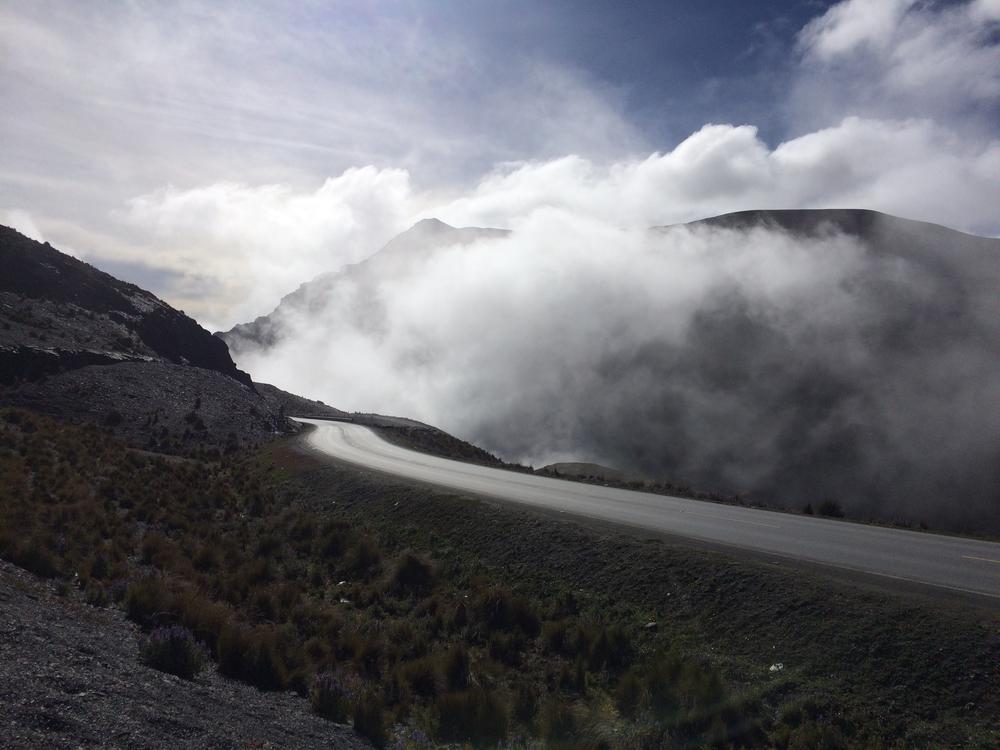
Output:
[{"xmin": 409, "ymin": 217, "xmax": 453, "ymax": 232}]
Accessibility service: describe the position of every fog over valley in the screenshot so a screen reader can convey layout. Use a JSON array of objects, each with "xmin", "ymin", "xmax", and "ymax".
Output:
[{"xmin": 223, "ymin": 210, "xmax": 1000, "ymax": 531}]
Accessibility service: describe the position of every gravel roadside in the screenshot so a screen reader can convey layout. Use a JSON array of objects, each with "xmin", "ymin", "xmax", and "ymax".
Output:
[{"xmin": 0, "ymin": 561, "xmax": 367, "ymax": 750}]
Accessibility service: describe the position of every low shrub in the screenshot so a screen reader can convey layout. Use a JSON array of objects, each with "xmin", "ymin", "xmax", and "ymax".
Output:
[
  {"xmin": 124, "ymin": 577, "xmax": 173, "ymax": 626},
  {"xmin": 357, "ymin": 637, "xmax": 385, "ymax": 679},
  {"xmin": 543, "ymin": 618, "xmax": 593, "ymax": 659},
  {"xmin": 559, "ymin": 658, "xmax": 588, "ymax": 694},
  {"xmin": 347, "ymin": 535, "xmax": 383, "ymax": 578},
  {"xmin": 390, "ymin": 553, "xmax": 435, "ymax": 593},
  {"xmin": 217, "ymin": 624, "xmax": 288, "ymax": 691},
  {"xmin": 449, "ymin": 600, "xmax": 469, "ymax": 631},
  {"xmin": 542, "ymin": 618, "xmax": 568, "ymax": 653},
  {"xmin": 140, "ymin": 625, "xmax": 206, "ymax": 679},
  {"xmin": 615, "ymin": 669, "xmax": 643, "ymax": 719},
  {"xmin": 400, "ymin": 655, "xmax": 440, "ymax": 698},
  {"xmin": 84, "ymin": 581, "xmax": 110, "ymax": 607},
  {"xmin": 314, "ymin": 522, "xmax": 350, "ymax": 559},
  {"xmin": 818, "ymin": 499, "xmax": 845, "ymax": 518},
  {"xmin": 589, "ymin": 624, "xmax": 633, "ymax": 672},
  {"xmin": 675, "ymin": 658, "xmax": 726, "ymax": 716},
  {"xmin": 87, "ymin": 551, "xmax": 111, "ymax": 580},
  {"xmin": 474, "ymin": 586, "xmax": 540, "ymax": 636},
  {"xmin": 489, "ymin": 631, "xmax": 525, "ymax": 666},
  {"xmin": 311, "ymin": 670, "xmax": 357, "ymax": 722},
  {"xmin": 513, "ymin": 684, "xmax": 538, "ymax": 725},
  {"xmin": 353, "ymin": 692, "xmax": 389, "ymax": 748},
  {"xmin": 443, "ymin": 644, "xmax": 470, "ymax": 690},
  {"xmin": 645, "ymin": 652, "xmax": 682, "ymax": 718},
  {"xmin": 644, "ymin": 652, "xmax": 728, "ymax": 725},
  {"xmin": 4, "ymin": 538, "xmax": 61, "ymax": 578},
  {"xmin": 141, "ymin": 533, "xmax": 178, "ymax": 569},
  {"xmin": 539, "ymin": 698, "xmax": 580, "ymax": 745},
  {"xmin": 434, "ymin": 688, "xmax": 508, "ymax": 744},
  {"xmin": 175, "ymin": 591, "xmax": 231, "ymax": 655}
]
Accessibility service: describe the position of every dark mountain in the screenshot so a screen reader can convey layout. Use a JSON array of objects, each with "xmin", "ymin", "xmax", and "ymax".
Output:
[
  {"xmin": 219, "ymin": 217, "xmax": 509, "ymax": 355},
  {"xmin": 0, "ymin": 226, "xmax": 314, "ymax": 453},
  {"xmin": 0, "ymin": 225, "xmax": 251, "ymax": 386}
]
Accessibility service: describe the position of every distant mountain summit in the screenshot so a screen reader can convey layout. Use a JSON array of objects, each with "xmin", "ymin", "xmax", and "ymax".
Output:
[
  {"xmin": 682, "ymin": 208, "xmax": 892, "ymax": 235},
  {"xmin": 219, "ymin": 218, "xmax": 508, "ymax": 354},
  {"xmin": 682, "ymin": 207, "xmax": 998, "ymax": 251}
]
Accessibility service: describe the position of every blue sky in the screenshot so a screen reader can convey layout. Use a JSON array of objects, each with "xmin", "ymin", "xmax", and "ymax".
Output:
[
  {"xmin": 1, "ymin": 0, "xmax": 998, "ymax": 327},
  {"xmin": 416, "ymin": 0, "xmax": 826, "ymax": 145}
]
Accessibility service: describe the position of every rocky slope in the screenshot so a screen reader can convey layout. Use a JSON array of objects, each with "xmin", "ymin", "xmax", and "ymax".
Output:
[
  {"xmin": 0, "ymin": 225, "xmax": 250, "ymax": 386},
  {"xmin": 255, "ymin": 381, "xmax": 349, "ymax": 420},
  {"xmin": 0, "ymin": 561, "xmax": 365, "ymax": 750},
  {"xmin": 0, "ymin": 226, "xmax": 315, "ymax": 452},
  {"xmin": 5, "ymin": 362, "xmax": 285, "ymax": 454}
]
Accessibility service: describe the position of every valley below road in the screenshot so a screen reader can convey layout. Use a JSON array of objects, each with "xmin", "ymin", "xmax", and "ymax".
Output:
[{"xmin": 296, "ymin": 418, "xmax": 1000, "ymax": 601}]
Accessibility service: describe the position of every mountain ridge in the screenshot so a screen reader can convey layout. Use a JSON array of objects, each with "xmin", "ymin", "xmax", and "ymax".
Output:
[
  {"xmin": 0, "ymin": 226, "xmax": 301, "ymax": 453},
  {"xmin": 0, "ymin": 225, "xmax": 252, "ymax": 387}
]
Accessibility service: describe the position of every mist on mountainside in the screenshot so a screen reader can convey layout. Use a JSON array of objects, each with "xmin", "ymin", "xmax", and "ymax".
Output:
[{"xmin": 222, "ymin": 211, "xmax": 1000, "ymax": 532}]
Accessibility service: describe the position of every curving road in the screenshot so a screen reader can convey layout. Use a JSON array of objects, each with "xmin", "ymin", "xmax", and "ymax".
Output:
[{"xmin": 295, "ymin": 418, "xmax": 1000, "ymax": 600}]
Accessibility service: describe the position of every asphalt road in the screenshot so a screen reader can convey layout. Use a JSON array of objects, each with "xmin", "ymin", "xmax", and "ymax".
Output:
[{"xmin": 296, "ymin": 418, "xmax": 1000, "ymax": 600}]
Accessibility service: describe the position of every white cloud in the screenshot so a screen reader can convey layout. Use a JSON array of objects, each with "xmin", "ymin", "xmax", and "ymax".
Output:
[
  {"xmin": 118, "ymin": 167, "xmax": 419, "ymax": 328},
  {"xmin": 797, "ymin": 0, "xmax": 1000, "ymax": 116},
  {"xmin": 236, "ymin": 217, "xmax": 871, "ymax": 427},
  {"xmin": 436, "ymin": 117, "xmax": 1000, "ymax": 235},
  {"xmin": 971, "ymin": 0, "xmax": 1000, "ymax": 20},
  {"xmin": 2, "ymin": 209, "xmax": 45, "ymax": 243},
  {"xmin": 113, "ymin": 110, "xmax": 999, "ymax": 330},
  {"xmin": 799, "ymin": 0, "xmax": 917, "ymax": 59}
]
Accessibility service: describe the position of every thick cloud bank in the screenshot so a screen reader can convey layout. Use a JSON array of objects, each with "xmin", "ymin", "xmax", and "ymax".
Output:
[
  {"xmin": 226, "ymin": 211, "xmax": 1000, "ymax": 532},
  {"xmin": 120, "ymin": 114, "xmax": 1000, "ymax": 329}
]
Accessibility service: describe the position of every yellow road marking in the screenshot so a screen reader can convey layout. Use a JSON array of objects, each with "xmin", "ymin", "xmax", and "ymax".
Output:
[{"xmin": 962, "ymin": 555, "xmax": 1000, "ymax": 565}]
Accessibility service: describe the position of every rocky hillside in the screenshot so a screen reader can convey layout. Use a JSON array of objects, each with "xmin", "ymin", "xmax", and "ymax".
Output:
[
  {"xmin": 255, "ymin": 381, "xmax": 348, "ymax": 420},
  {"xmin": 0, "ymin": 225, "xmax": 250, "ymax": 386},
  {"xmin": 0, "ymin": 226, "xmax": 314, "ymax": 453}
]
